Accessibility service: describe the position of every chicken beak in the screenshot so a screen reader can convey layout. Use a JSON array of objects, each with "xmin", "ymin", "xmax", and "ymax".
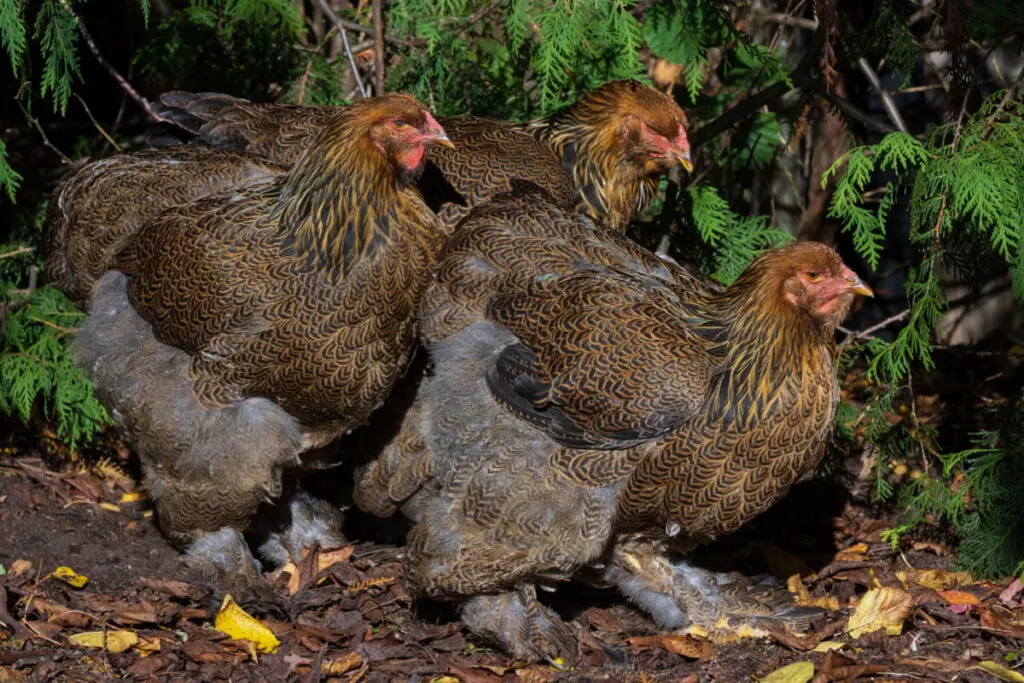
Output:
[
  {"xmin": 430, "ymin": 129, "xmax": 455, "ymax": 150},
  {"xmin": 848, "ymin": 277, "xmax": 874, "ymax": 297},
  {"xmin": 676, "ymin": 148, "xmax": 694, "ymax": 173}
]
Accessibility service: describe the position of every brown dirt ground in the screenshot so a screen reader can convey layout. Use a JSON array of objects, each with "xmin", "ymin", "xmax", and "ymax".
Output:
[{"xmin": 1, "ymin": 432, "xmax": 1022, "ymax": 682}]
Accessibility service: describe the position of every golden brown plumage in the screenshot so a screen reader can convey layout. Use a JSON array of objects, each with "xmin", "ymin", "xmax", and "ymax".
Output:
[
  {"xmin": 354, "ymin": 187, "xmax": 871, "ymax": 660},
  {"xmin": 156, "ymin": 80, "xmax": 692, "ymax": 232},
  {"xmin": 49, "ymin": 94, "xmax": 451, "ymax": 586}
]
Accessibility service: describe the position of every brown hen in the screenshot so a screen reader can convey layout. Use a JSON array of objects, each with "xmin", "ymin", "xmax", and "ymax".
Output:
[
  {"xmin": 156, "ymin": 80, "xmax": 692, "ymax": 232},
  {"xmin": 354, "ymin": 187, "xmax": 871, "ymax": 661},
  {"xmin": 47, "ymin": 95, "xmax": 451, "ymax": 588}
]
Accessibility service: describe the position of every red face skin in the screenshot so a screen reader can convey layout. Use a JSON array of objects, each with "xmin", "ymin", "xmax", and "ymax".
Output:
[
  {"xmin": 788, "ymin": 266, "xmax": 874, "ymax": 323},
  {"xmin": 637, "ymin": 121, "xmax": 693, "ymax": 172},
  {"xmin": 378, "ymin": 111, "xmax": 452, "ymax": 178}
]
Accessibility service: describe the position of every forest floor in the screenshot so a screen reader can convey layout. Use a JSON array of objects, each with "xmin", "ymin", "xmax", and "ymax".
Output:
[{"xmin": 1, "ymin": 436, "xmax": 1023, "ymax": 683}]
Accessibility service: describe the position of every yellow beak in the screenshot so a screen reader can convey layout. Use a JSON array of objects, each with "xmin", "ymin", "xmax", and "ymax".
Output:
[
  {"xmin": 849, "ymin": 278, "xmax": 874, "ymax": 297},
  {"xmin": 677, "ymin": 149, "xmax": 694, "ymax": 173},
  {"xmin": 431, "ymin": 130, "xmax": 455, "ymax": 150}
]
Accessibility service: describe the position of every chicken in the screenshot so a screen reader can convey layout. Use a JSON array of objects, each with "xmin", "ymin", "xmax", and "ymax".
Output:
[
  {"xmin": 45, "ymin": 147, "xmax": 285, "ymax": 305},
  {"xmin": 155, "ymin": 80, "xmax": 692, "ymax": 232},
  {"xmin": 46, "ymin": 95, "xmax": 452, "ymax": 589},
  {"xmin": 354, "ymin": 186, "xmax": 872, "ymax": 661}
]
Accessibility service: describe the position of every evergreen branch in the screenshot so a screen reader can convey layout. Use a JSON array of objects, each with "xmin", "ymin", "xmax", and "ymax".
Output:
[
  {"xmin": 58, "ymin": 0, "xmax": 158, "ymax": 121},
  {"xmin": 27, "ymin": 317, "xmax": 80, "ymax": 337}
]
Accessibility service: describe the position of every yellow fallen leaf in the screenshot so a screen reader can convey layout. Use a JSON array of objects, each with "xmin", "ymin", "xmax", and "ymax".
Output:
[
  {"xmin": 937, "ymin": 589, "xmax": 980, "ymax": 606},
  {"xmin": 759, "ymin": 661, "xmax": 815, "ymax": 683},
  {"xmin": 812, "ymin": 641, "xmax": 846, "ymax": 652},
  {"xmin": 119, "ymin": 492, "xmax": 147, "ymax": 503},
  {"xmin": 68, "ymin": 630, "xmax": 139, "ymax": 653},
  {"xmin": 214, "ymin": 594, "xmax": 280, "ymax": 653},
  {"xmin": 835, "ymin": 543, "xmax": 869, "ymax": 562},
  {"xmin": 52, "ymin": 566, "xmax": 88, "ymax": 588},
  {"xmin": 99, "ymin": 503, "xmax": 121, "ymax": 513},
  {"xmin": 786, "ymin": 575, "xmax": 840, "ymax": 611},
  {"xmin": 847, "ymin": 586, "xmax": 914, "ymax": 638},
  {"xmin": 977, "ymin": 661, "xmax": 1024, "ymax": 682},
  {"xmin": 896, "ymin": 569, "xmax": 974, "ymax": 591},
  {"xmin": 430, "ymin": 677, "xmax": 461, "ymax": 683}
]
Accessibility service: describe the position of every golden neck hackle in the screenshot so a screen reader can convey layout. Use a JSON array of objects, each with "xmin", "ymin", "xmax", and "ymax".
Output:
[{"xmin": 275, "ymin": 107, "xmax": 428, "ymax": 277}]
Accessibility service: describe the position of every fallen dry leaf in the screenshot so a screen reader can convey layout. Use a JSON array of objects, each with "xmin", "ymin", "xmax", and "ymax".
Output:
[
  {"xmin": 119, "ymin": 491, "xmax": 146, "ymax": 503},
  {"xmin": 937, "ymin": 589, "xmax": 980, "ymax": 606},
  {"xmin": 787, "ymin": 574, "xmax": 840, "ymax": 611},
  {"xmin": 67, "ymin": 629, "xmax": 139, "ymax": 653},
  {"xmin": 323, "ymin": 651, "xmax": 362, "ymax": 675},
  {"xmin": 812, "ymin": 641, "xmax": 846, "ymax": 652},
  {"xmin": 626, "ymin": 633, "xmax": 714, "ymax": 660},
  {"xmin": 977, "ymin": 660, "xmax": 1024, "ymax": 682},
  {"xmin": 51, "ymin": 566, "xmax": 88, "ymax": 589},
  {"xmin": 834, "ymin": 543, "xmax": 869, "ymax": 562},
  {"xmin": 847, "ymin": 586, "xmax": 914, "ymax": 638},
  {"xmin": 759, "ymin": 660, "xmax": 815, "ymax": 683},
  {"xmin": 896, "ymin": 569, "xmax": 974, "ymax": 591},
  {"xmin": 1000, "ymin": 578, "xmax": 1024, "ymax": 605},
  {"xmin": 318, "ymin": 545, "xmax": 355, "ymax": 571},
  {"xmin": 214, "ymin": 594, "xmax": 280, "ymax": 654}
]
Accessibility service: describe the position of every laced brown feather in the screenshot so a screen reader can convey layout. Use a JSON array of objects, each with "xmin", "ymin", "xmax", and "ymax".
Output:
[
  {"xmin": 154, "ymin": 80, "xmax": 689, "ymax": 233},
  {"xmin": 355, "ymin": 192, "xmax": 862, "ymax": 596}
]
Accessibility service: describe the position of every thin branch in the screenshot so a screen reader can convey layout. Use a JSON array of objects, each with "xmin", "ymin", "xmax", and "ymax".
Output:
[
  {"xmin": 58, "ymin": 0, "xmax": 159, "ymax": 121},
  {"xmin": 693, "ymin": 27, "xmax": 824, "ymax": 146},
  {"xmin": 73, "ymin": 94, "xmax": 120, "ymax": 151},
  {"xmin": 372, "ymin": 0, "xmax": 385, "ymax": 95},
  {"xmin": 856, "ymin": 57, "xmax": 908, "ymax": 133},
  {"xmin": 839, "ymin": 309, "xmax": 911, "ymax": 346},
  {"xmin": 14, "ymin": 94, "xmax": 72, "ymax": 164},
  {"xmin": 759, "ymin": 10, "xmax": 818, "ymax": 30},
  {"xmin": 0, "ymin": 246, "xmax": 35, "ymax": 260},
  {"xmin": 314, "ymin": 0, "xmax": 368, "ymax": 98}
]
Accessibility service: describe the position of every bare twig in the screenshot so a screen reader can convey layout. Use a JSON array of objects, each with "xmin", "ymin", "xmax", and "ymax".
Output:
[
  {"xmin": 372, "ymin": 0, "xmax": 385, "ymax": 95},
  {"xmin": 857, "ymin": 57, "xmax": 908, "ymax": 133},
  {"xmin": 73, "ymin": 94, "xmax": 120, "ymax": 151},
  {"xmin": 296, "ymin": 25, "xmax": 340, "ymax": 105},
  {"xmin": 58, "ymin": 0, "xmax": 159, "ymax": 121},
  {"xmin": 839, "ymin": 309, "xmax": 910, "ymax": 346},
  {"xmin": 14, "ymin": 95, "xmax": 72, "ymax": 164},
  {"xmin": 314, "ymin": 0, "xmax": 368, "ymax": 98},
  {"xmin": 759, "ymin": 10, "xmax": 818, "ymax": 30},
  {"xmin": 0, "ymin": 246, "xmax": 35, "ymax": 260},
  {"xmin": 693, "ymin": 27, "xmax": 825, "ymax": 146}
]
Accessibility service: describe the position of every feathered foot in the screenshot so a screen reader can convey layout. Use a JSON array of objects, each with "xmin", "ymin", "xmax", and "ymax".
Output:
[
  {"xmin": 460, "ymin": 585, "xmax": 577, "ymax": 665},
  {"xmin": 598, "ymin": 539, "xmax": 823, "ymax": 641},
  {"xmin": 181, "ymin": 528, "xmax": 279, "ymax": 605},
  {"xmin": 257, "ymin": 489, "xmax": 346, "ymax": 569}
]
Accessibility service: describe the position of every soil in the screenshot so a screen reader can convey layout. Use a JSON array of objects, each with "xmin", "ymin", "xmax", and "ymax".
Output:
[{"xmin": 1, "ymin": 439, "xmax": 1022, "ymax": 682}]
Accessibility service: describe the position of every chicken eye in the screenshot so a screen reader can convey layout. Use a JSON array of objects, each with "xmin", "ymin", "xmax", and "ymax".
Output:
[
  {"xmin": 805, "ymin": 272, "xmax": 824, "ymax": 283},
  {"xmin": 393, "ymin": 120, "xmax": 410, "ymax": 129}
]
